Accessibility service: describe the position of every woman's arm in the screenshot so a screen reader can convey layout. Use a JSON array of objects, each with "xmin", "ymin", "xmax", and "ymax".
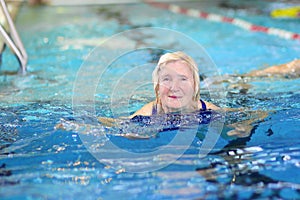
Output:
[
  {"xmin": 128, "ymin": 101, "xmax": 155, "ymax": 118},
  {"xmin": 98, "ymin": 101, "xmax": 155, "ymax": 127},
  {"xmin": 204, "ymin": 102, "xmax": 269, "ymax": 138},
  {"xmin": 226, "ymin": 110, "xmax": 269, "ymax": 138}
]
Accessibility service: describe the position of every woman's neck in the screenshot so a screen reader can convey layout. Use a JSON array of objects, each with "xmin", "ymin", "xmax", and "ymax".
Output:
[{"xmin": 159, "ymin": 101, "xmax": 199, "ymax": 114}]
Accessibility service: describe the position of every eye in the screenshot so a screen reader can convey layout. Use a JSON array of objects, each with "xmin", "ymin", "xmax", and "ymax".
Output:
[
  {"xmin": 181, "ymin": 77, "xmax": 188, "ymax": 81},
  {"xmin": 161, "ymin": 76, "xmax": 171, "ymax": 82},
  {"xmin": 180, "ymin": 76, "xmax": 188, "ymax": 81}
]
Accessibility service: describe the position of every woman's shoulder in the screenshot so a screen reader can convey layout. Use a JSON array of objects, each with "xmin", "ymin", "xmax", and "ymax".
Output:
[
  {"xmin": 201, "ymin": 100, "xmax": 220, "ymax": 110},
  {"xmin": 129, "ymin": 101, "xmax": 155, "ymax": 118}
]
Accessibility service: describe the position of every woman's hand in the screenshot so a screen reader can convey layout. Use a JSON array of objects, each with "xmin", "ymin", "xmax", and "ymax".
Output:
[
  {"xmin": 98, "ymin": 117, "xmax": 117, "ymax": 127},
  {"xmin": 227, "ymin": 123, "xmax": 253, "ymax": 138}
]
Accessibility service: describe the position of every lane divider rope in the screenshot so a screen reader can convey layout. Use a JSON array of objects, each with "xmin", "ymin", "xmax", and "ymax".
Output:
[{"xmin": 146, "ymin": 1, "xmax": 300, "ymax": 42}]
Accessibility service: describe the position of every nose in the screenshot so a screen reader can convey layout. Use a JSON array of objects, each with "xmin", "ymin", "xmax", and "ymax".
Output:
[{"xmin": 170, "ymin": 79, "xmax": 180, "ymax": 91}]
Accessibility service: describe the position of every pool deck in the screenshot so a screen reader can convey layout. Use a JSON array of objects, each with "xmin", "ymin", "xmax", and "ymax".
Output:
[{"xmin": 40, "ymin": 0, "xmax": 192, "ymax": 6}]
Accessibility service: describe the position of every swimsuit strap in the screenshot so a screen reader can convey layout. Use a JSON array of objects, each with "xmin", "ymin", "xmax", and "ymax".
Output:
[{"xmin": 200, "ymin": 99, "xmax": 207, "ymax": 111}]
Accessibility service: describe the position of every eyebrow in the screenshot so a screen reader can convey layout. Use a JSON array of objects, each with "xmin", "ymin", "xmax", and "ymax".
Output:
[
  {"xmin": 159, "ymin": 74, "xmax": 191, "ymax": 81},
  {"xmin": 178, "ymin": 74, "xmax": 188, "ymax": 78}
]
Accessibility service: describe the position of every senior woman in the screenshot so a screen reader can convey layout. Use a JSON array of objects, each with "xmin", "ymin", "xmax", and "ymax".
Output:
[{"xmin": 129, "ymin": 51, "xmax": 219, "ymax": 118}]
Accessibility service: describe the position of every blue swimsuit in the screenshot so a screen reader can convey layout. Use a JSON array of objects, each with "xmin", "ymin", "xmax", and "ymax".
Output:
[
  {"xmin": 152, "ymin": 99, "xmax": 207, "ymax": 115},
  {"xmin": 130, "ymin": 99, "xmax": 216, "ymax": 131},
  {"xmin": 130, "ymin": 99, "xmax": 220, "ymax": 131}
]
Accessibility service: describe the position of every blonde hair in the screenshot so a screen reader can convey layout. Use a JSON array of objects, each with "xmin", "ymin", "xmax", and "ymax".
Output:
[{"xmin": 152, "ymin": 51, "xmax": 200, "ymax": 104}]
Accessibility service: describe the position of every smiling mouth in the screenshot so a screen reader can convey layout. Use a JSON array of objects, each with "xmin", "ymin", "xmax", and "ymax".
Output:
[{"xmin": 168, "ymin": 96, "xmax": 181, "ymax": 99}]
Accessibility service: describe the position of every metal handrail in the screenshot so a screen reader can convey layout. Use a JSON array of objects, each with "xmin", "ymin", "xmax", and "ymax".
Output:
[{"xmin": 0, "ymin": 0, "xmax": 27, "ymax": 74}]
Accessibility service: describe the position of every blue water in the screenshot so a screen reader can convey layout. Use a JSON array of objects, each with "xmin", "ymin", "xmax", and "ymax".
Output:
[{"xmin": 1, "ymin": 1, "xmax": 300, "ymax": 199}]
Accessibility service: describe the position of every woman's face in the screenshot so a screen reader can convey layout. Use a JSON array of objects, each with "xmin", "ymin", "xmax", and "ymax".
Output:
[{"xmin": 158, "ymin": 60, "xmax": 196, "ymax": 113}]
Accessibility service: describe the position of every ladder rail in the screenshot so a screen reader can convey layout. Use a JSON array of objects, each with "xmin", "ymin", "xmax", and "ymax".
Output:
[{"xmin": 0, "ymin": 0, "xmax": 27, "ymax": 74}]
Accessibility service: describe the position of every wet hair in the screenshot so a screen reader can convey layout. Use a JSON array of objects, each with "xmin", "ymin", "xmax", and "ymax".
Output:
[{"xmin": 152, "ymin": 51, "xmax": 200, "ymax": 104}]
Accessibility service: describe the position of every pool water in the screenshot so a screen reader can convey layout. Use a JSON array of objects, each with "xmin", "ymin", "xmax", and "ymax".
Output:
[{"xmin": 1, "ymin": 1, "xmax": 300, "ymax": 199}]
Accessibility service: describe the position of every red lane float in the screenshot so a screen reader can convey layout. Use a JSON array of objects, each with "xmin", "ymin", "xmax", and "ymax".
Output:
[{"xmin": 146, "ymin": 1, "xmax": 300, "ymax": 42}]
